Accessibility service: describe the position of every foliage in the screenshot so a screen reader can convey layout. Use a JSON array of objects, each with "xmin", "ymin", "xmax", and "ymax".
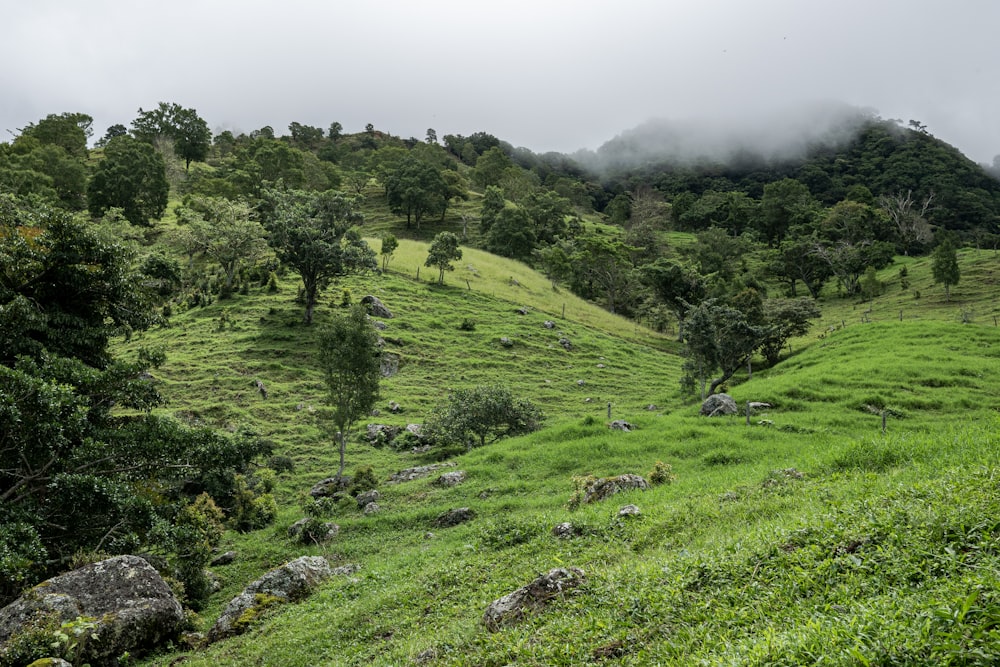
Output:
[
  {"xmin": 172, "ymin": 493, "xmax": 225, "ymax": 607},
  {"xmin": 380, "ymin": 233, "xmax": 398, "ymax": 272},
  {"xmin": 425, "ymin": 231, "xmax": 463, "ymax": 285},
  {"xmin": 177, "ymin": 196, "xmax": 268, "ymax": 293},
  {"xmin": 758, "ymin": 297, "xmax": 822, "ymax": 366},
  {"xmin": 647, "ymin": 461, "xmax": 676, "ymax": 485},
  {"xmin": 87, "ymin": 135, "xmax": 169, "ymax": 225},
  {"xmin": 931, "ymin": 236, "xmax": 961, "ymax": 302},
  {"xmin": 131, "ymin": 101, "xmax": 212, "ymax": 171},
  {"xmin": 261, "ymin": 188, "xmax": 370, "ymax": 324},
  {"xmin": 384, "ymin": 154, "xmax": 449, "ymax": 229},
  {"xmin": 424, "ymin": 384, "xmax": 543, "ymax": 450},
  {"xmin": 318, "ymin": 305, "xmax": 382, "ymax": 477},
  {"xmin": 681, "ymin": 297, "xmax": 770, "ymax": 396}
]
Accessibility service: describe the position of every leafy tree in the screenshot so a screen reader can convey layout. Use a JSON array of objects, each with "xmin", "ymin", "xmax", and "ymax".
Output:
[
  {"xmin": 604, "ymin": 193, "xmax": 632, "ymax": 225},
  {"xmin": 328, "ymin": 121, "xmax": 343, "ymax": 140},
  {"xmin": 262, "ymin": 189, "xmax": 370, "ymax": 324},
  {"xmin": 569, "ymin": 234, "xmax": 639, "ymax": 315},
  {"xmin": 818, "ymin": 200, "xmax": 892, "ymax": 245},
  {"xmin": 811, "ymin": 239, "xmax": 895, "ymax": 296},
  {"xmin": 318, "ymin": 305, "xmax": 382, "ymax": 478},
  {"xmin": 0, "ymin": 196, "xmax": 268, "ymax": 601},
  {"xmin": 131, "ymin": 102, "xmax": 211, "ymax": 171},
  {"xmin": 425, "ymin": 231, "xmax": 463, "ymax": 285},
  {"xmin": 384, "ymin": 155, "xmax": 447, "ymax": 229},
  {"xmin": 758, "ymin": 297, "xmax": 821, "ymax": 366},
  {"xmin": 178, "ymin": 197, "xmax": 268, "ymax": 293},
  {"xmin": 758, "ymin": 178, "xmax": 818, "ymax": 246},
  {"xmin": 486, "ymin": 206, "xmax": 536, "ymax": 261},
  {"xmin": 766, "ymin": 236, "xmax": 832, "ymax": 298},
  {"xmin": 931, "ymin": 236, "xmax": 960, "ymax": 302},
  {"xmin": 380, "ymin": 233, "xmax": 398, "ymax": 272},
  {"xmin": 87, "ymin": 135, "xmax": 169, "ymax": 225},
  {"xmin": 689, "ymin": 226, "xmax": 748, "ymax": 283},
  {"xmin": 424, "ymin": 384, "xmax": 543, "ymax": 450},
  {"xmin": 640, "ymin": 259, "xmax": 706, "ymax": 340},
  {"xmin": 681, "ymin": 298, "xmax": 770, "ymax": 398},
  {"xmin": 96, "ymin": 123, "xmax": 128, "ymax": 147},
  {"xmin": 480, "ymin": 185, "xmax": 506, "ymax": 234},
  {"xmin": 472, "ymin": 146, "xmax": 512, "ymax": 189},
  {"xmin": 19, "ymin": 112, "xmax": 92, "ymax": 158},
  {"xmin": 288, "ymin": 122, "xmax": 325, "ymax": 150}
]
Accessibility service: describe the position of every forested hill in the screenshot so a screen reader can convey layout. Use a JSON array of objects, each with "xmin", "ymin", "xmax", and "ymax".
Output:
[{"xmin": 577, "ymin": 114, "xmax": 1000, "ymax": 234}]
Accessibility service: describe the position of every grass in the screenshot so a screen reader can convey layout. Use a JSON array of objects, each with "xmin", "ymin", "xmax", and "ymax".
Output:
[{"xmin": 119, "ymin": 241, "xmax": 1000, "ymax": 666}]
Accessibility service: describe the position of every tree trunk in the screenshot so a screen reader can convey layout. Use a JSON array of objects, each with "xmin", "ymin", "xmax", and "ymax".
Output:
[{"xmin": 336, "ymin": 431, "xmax": 346, "ymax": 478}]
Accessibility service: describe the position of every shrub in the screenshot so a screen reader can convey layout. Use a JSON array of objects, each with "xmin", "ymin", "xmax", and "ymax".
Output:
[
  {"xmin": 268, "ymin": 455, "xmax": 295, "ymax": 474},
  {"xmin": 424, "ymin": 384, "xmax": 544, "ymax": 450},
  {"xmin": 648, "ymin": 461, "xmax": 677, "ymax": 485},
  {"xmin": 458, "ymin": 318, "xmax": 476, "ymax": 331},
  {"xmin": 349, "ymin": 466, "xmax": 379, "ymax": 496},
  {"xmin": 229, "ymin": 476, "xmax": 277, "ymax": 532},
  {"xmin": 173, "ymin": 493, "xmax": 225, "ymax": 607}
]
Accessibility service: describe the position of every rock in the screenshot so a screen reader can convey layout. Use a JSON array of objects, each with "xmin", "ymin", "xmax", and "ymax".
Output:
[
  {"xmin": 309, "ymin": 475, "xmax": 350, "ymax": 498},
  {"xmin": 435, "ymin": 471, "xmax": 467, "ymax": 487},
  {"xmin": 360, "ymin": 295, "xmax": 393, "ymax": 319},
  {"xmin": 646, "ymin": 404, "xmax": 658, "ymax": 411},
  {"xmin": 0, "ymin": 555, "xmax": 184, "ymax": 665},
  {"xmin": 210, "ymin": 551, "xmax": 236, "ymax": 566},
  {"xmin": 373, "ymin": 320, "xmax": 388, "ymax": 330},
  {"xmin": 581, "ymin": 474, "xmax": 649, "ymax": 504},
  {"xmin": 287, "ymin": 518, "xmax": 310, "ymax": 538},
  {"xmin": 288, "ymin": 519, "xmax": 339, "ymax": 543},
  {"xmin": 388, "ymin": 401, "xmax": 403, "ymax": 413},
  {"xmin": 551, "ymin": 522, "xmax": 575, "ymax": 539},
  {"xmin": 380, "ymin": 352, "xmax": 400, "ymax": 378},
  {"xmin": 596, "ymin": 363, "xmax": 605, "ymax": 368},
  {"xmin": 27, "ymin": 660, "xmax": 73, "ymax": 667},
  {"xmin": 389, "ymin": 462, "xmax": 456, "ymax": 484},
  {"xmin": 618, "ymin": 504, "xmax": 642, "ymax": 517},
  {"xmin": 543, "ymin": 320, "xmax": 555, "ymax": 329},
  {"xmin": 559, "ymin": 337, "xmax": 573, "ymax": 351},
  {"xmin": 482, "ymin": 567, "xmax": 586, "ymax": 631},
  {"xmin": 577, "ymin": 379, "xmax": 585, "ymax": 386},
  {"xmin": 405, "ymin": 423, "xmax": 423, "ymax": 437},
  {"xmin": 500, "ymin": 337, "xmax": 514, "ymax": 347},
  {"xmin": 433, "ymin": 507, "xmax": 475, "ymax": 527},
  {"xmin": 701, "ymin": 393, "xmax": 738, "ymax": 417},
  {"xmin": 749, "ymin": 401, "xmax": 773, "ymax": 411},
  {"xmin": 356, "ymin": 489, "xmax": 380, "ymax": 508},
  {"xmin": 331, "ymin": 564, "xmax": 362, "ymax": 576},
  {"xmin": 516, "ymin": 306, "xmax": 529, "ymax": 315},
  {"xmin": 209, "ymin": 556, "xmax": 331, "ymax": 641},
  {"xmin": 608, "ymin": 420, "xmax": 633, "ymax": 432},
  {"xmin": 366, "ymin": 423, "xmax": 401, "ymax": 447},
  {"xmin": 362, "ymin": 502, "xmax": 380, "ymax": 515}
]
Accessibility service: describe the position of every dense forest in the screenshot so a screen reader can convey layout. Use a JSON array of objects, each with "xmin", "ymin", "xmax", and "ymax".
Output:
[{"xmin": 2, "ymin": 101, "xmax": 999, "ymax": 626}]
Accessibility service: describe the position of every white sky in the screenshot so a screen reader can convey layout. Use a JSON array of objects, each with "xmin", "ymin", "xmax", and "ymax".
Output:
[{"xmin": 3, "ymin": 0, "xmax": 999, "ymax": 163}]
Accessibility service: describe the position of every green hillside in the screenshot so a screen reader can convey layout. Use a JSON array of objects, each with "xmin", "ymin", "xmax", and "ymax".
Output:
[{"xmin": 123, "ymin": 247, "xmax": 1000, "ymax": 666}]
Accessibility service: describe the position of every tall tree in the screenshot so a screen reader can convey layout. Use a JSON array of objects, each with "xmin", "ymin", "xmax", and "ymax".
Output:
[
  {"xmin": 132, "ymin": 102, "xmax": 211, "ymax": 171},
  {"xmin": 262, "ymin": 189, "xmax": 371, "ymax": 324},
  {"xmin": 179, "ymin": 197, "xmax": 268, "ymax": 293},
  {"xmin": 681, "ymin": 298, "xmax": 770, "ymax": 398},
  {"xmin": 759, "ymin": 178, "xmax": 818, "ymax": 246},
  {"xmin": 318, "ymin": 305, "xmax": 382, "ymax": 478},
  {"xmin": 87, "ymin": 135, "xmax": 169, "ymax": 225},
  {"xmin": 384, "ymin": 155, "xmax": 447, "ymax": 229},
  {"xmin": 641, "ymin": 258, "xmax": 706, "ymax": 340},
  {"xmin": 879, "ymin": 190, "xmax": 934, "ymax": 255},
  {"xmin": 425, "ymin": 231, "xmax": 463, "ymax": 285},
  {"xmin": 931, "ymin": 236, "xmax": 960, "ymax": 302}
]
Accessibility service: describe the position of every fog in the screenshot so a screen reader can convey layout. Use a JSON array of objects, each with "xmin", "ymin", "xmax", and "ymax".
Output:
[{"xmin": 3, "ymin": 1, "xmax": 999, "ymax": 163}]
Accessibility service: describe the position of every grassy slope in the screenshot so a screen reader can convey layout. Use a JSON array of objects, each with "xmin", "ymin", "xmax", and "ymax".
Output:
[{"xmin": 129, "ymin": 246, "xmax": 1000, "ymax": 666}]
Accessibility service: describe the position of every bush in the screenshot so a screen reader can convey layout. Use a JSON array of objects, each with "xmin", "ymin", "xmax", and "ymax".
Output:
[
  {"xmin": 229, "ymin": 475, "xmax": 277, "ymax": 532},
  {"xmin": 648, "ymin": 461, "xmax": 677, "ymax": 485},
  {"xmin": 458, "ymin": 318, "xmax": 476, "ymax": 331},
  {"xmin": 268, "ymin": 455, "xmax": 295, "ymax": 474},
  {"xmin": 172, "ymin": 493, "xmax": 225, "ymax": 607},
  {"xmin": 424, "ymin": 384, "xmax": 544, "ymax": 450},
  {"xmin": 349, "ymin": 466, "xmax": 379, "ymax": 496}
]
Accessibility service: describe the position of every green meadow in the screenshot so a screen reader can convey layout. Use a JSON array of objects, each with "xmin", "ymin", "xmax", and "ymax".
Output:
[{"xmin": 127, "ymin": 245, "xmax": 1000, "ymax": 666}]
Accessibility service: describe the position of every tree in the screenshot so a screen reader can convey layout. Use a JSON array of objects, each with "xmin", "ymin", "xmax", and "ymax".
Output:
[
  {"xmin": 87, "ymin": 135, "xmax": 169, "ymax": 225},
  {"xmin": 879, "ymin": 190, "xmax": 934, "ymax": 255},
  {"xmin": 179, "ymin": 197, "xmax": 268, "ymax": 293},
  {"xmin": 480, "ymin": 185, "xmax": 505, "ymax": 234},
  {"xmin": 19, "ymin": 112, "xmax": 92, "ymax": 158},
  {"xmin": 425, "ymin": 231, "xmax": 462, "ymax": 285},
  {"xmin": 640, "ymin": 259, "xmax": 706, "ymax": 340},
  {"xmin": 262, "ymin": 189, "xmax": 370, "ymax": 324},
  {"xmin": 424, "ymin": 384, "xmax": 543, "ymax": 450},
  {"xmin": 931, "ymin": 236, "xmax": 960, "ymax": 302},
  {"xmin": 0, "ymin": 196, "xmax": 269, "ymax": 602},
  {"xmin": 318, "ymin": 305, "xmax": 382, "ymax": 478},
  {"xmin": 380, "ymin": 233, "xmax": 398, "ymax": 272},
  {"xmin": 681, "ymin": 298, "xmax": 770, "ymax": 398},
  {"xmin": 384, "ymin": 155, "xmax": 447, "ymax": 229},
  {"xmin": 486, "ymin": 206, "xmax": 536, "ymax": 261},
  {"xmin": 811, "ymin": 239, "xmax": 895, "ymax": 296},
  {"xmin": 759, "ymin": 178, "xmax": 818, "ymax": 246},
  {"xmin": 131, "ymin": 102, "xmax": 211, "ymax": 171},
  {"xmin": 472, "ymin": 146, "xmax": 512, "ymax": 189},
  {"xmin": 766, "ymin": 236, "xmax": 832, "ymax": 298},
  {"xmin": 570, "ymin": 234, "xmax": 638, "ymax": 315},
  {"xmin": 757, "ymin": 298, "xmax": 821, "ymax": 366}
]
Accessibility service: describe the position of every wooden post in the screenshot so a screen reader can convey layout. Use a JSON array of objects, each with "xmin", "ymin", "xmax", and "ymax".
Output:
[
  {"xmin": 562, "ymin": 303, "xmax": 566, "ymax": 319},
  {"xmin": 899, "ymin": 310, "xmax": 903, "ymax": 321},
  {"xmin": 607, "ymin": 402, "xmax": 612, "ymax": 419},
  {"xmin": 416, "ymin": 266, "xmax": 420, "ymax": 280},
  {"xmin": 466, "ymin": 279, "xmax": 471, "ymax": 291},
  {"xmin": 881, "ymin": 410, "xmax": 887, "ymax": 435},
  {"xmin": 746, "ymin": 401, "xmax": 751, "ymax": 426}
]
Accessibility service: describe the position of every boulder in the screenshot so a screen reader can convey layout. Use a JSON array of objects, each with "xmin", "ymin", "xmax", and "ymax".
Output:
[
  {"xmin": 482, "ymin": 567, "xmax": 585, "ymax": 631},
  {"xmin": 309, "ymin": 475, "xmax": 350, "ymax": 498},
  {"xmin": 0, "ymin": 555, "xmax": 184, "ymax": 665},
  {"xmin": 433, "ymin": 507, "xmax": 475, "ymax": 527},
  {"xmin": 701, "ymin": 393, "xmax": 738, "ymax": 417},
  {"xmin": 582, "ymin": 474, "xmax": 649, "ymax": 504},
  {"xmin": 559, "ymin": 337, "xmax": 572, "ymax": 351},
  {"xmin": 543, "ymin": 320, "xmax": 555, "ymax": 329},
  {"xmin": 551, "ymin": 522, "xmax": 575, "ymax": 539},
  {"xmin": 209, "ymin": 556, "xmax": 331, "ymax": 641},
  {"xmin": 500, "ymin": 337, "xmax": 513, "ymax": 347},
  {"xmin": 389, "ymin": 462, "xmax": 456, "ymax": 484},
  {"xmin": 366, "ymin": 423, "xmax": 401, "ymax": 447},
  {"xmin": 618, "ymin": 504, "xmax": 642, "ymax": 517},
  {"xmin": 380, "ymin": 352, "xmax": 400, "ymax": 378},
  {"xmin": 362, "ymin": 502, "xmax": 380, "ymax": 515},
  {"xmin": 360, "ymin": 295, "xmax": 393, "ymax": 319},
  {"xmin": 434, "ymin": 471, "xmax": 467, "ymax": 487},
  {"xmin": 210, "ymin": 551, "xmax": 236, "ymax": 566},
  {"xmin": 608, "ymin": 420, "xmax": 633, "ymax": 432},
  {"xmin": 356, "ymin": 489, "xmax": 380, "ymax": 509}
]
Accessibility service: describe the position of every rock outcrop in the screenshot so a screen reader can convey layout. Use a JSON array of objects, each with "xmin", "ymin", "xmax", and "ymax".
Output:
[
  {"xmin": 482, "ymin": 567, "xmax": 586, "ymax": 631},
  {"xmin": 581, "ymin": 474, "xmax": 649, "ymax": 504},
  {"xmin": 209, "ymin": 556, "xmax": 331, "ymax": 641},
  {"xmin": 360, "ymin": 295, "xmax": 393, "ymax": 319},
  {"xmin": 0, "ymin": 555, "xmax": 184, "ymax": 665},
  {"xmin": 701, "ymin": 393, "xmax": 738, "ymax": 417}
]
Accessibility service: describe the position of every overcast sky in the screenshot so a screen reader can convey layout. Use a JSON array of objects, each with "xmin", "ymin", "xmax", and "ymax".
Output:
[{"xmin": 3, "ymin": 0, "xmax": 999, "ymax": 163}]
